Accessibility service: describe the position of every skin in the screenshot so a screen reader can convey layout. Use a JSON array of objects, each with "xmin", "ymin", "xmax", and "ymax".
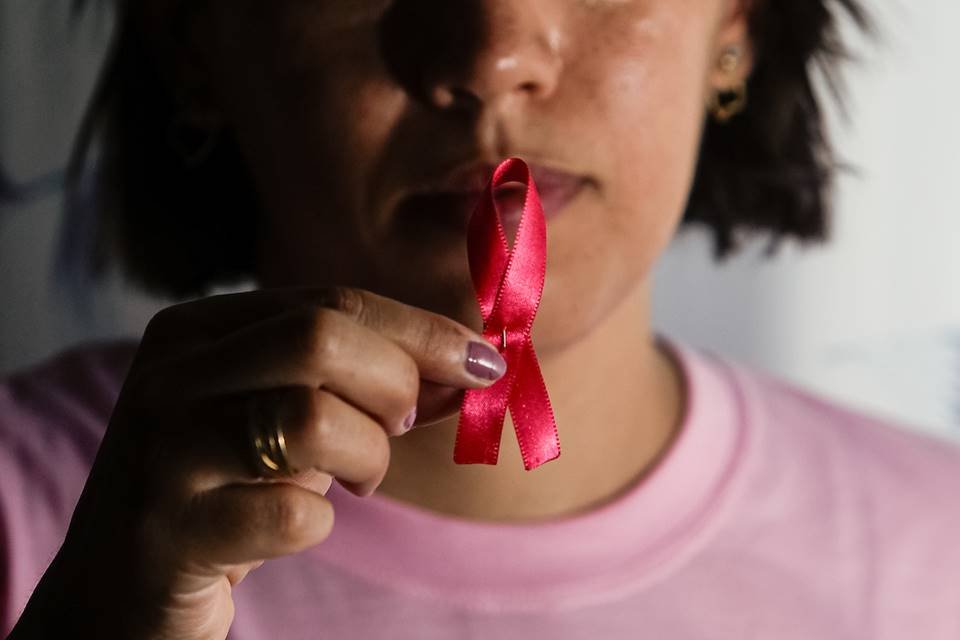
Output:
[{"xmin": 12, "ymin": 0, "xmax": 753, "ymax": 638}]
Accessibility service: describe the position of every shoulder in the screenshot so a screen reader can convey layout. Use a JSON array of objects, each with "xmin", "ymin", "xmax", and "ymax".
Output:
[
  {"xmin": 669, "ymin": 341, "xmax": 960, "ymax": 511},
  {"xmin": 730, "ymin": 357, "xmax": 960, "ymax": 503},
  {"xmin": 0, "ymin": 340, "xmax": 137, "ymax": 453},
  {"xmin": 0, "ymin": 339, "xmax": 138, "ymax": 504},
  {"xmin": 712, "ymin": 351, "xmax": 960, "ymax": 592},
  {"xmin": 0, "ymin": 339, "xmax": 137, "ymax": 497},
  {"xmin": 677, "ymin": 346, "xmax": 960, "ymax": 632}
]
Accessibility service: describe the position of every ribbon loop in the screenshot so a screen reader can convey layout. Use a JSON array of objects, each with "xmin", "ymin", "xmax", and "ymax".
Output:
[{"xmin": 454, "ymin": 158, "xmax": 561, "ymax": 471}]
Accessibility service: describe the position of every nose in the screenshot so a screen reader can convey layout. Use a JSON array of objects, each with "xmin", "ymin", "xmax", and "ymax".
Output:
[{"xmin": 379, "ymin": 0, "xmax": 564, "ymax": 112}]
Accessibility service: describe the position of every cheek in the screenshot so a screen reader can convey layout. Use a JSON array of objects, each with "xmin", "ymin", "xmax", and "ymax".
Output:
[
  {"xmin": 212, "ymin": 20, "xmax": 402, "ymax": 249},
  {"xmin": 536, "ymin": 11, "xmax": 711, "ymax": 347},
  {"xmin": 604, "ymin": 17, "xmax": 710, "ymax": 248},
  {"xmin": 609, "ymin": 61, "xmax": 706, "ymax": 270}
]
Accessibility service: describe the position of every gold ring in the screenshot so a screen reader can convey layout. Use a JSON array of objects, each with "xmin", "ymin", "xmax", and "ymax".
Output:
[{"xmin": 248, "ymin": 395, "xmax": 293, "ymax": 477}]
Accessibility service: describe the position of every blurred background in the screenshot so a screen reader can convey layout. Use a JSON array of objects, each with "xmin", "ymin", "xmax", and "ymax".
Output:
[{"xmin": 1, "ymin": 0, "xmax": 958, "ymax": 441}]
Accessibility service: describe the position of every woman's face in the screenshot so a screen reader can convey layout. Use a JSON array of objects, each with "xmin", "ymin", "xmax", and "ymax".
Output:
[{"xmin": 170, "ymin": 0, "xmax": 749, "ymax": 350}]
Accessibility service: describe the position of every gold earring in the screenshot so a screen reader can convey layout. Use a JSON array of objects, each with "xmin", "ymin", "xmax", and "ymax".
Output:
[
  {"xmin": 708, "ymin": 46, "xmax": 748, "ymax": 123},
  {"xmin": 718, "ymin": 46, "xmax": 741, "ymax": 74},
  {"xmin": 708, "ymin": 82, "xmax": 748, "ymax": 123}
]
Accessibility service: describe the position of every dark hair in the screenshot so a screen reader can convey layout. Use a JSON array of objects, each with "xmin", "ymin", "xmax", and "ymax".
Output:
[
  {"xmin": 687, "ymin": 0, "xmax": 871, "ymax": 258},
  {"xmin": 67, "ymin": 0, "xmax": 872, "ymax": 299}
]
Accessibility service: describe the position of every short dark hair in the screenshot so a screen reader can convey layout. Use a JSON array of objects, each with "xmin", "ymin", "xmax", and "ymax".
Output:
[
  {"xmin": 687, "ymin": 0, "xmax": 872, "ymax": 258},
  {"xmin": 67, "ymin": 0, "xmax": 872, "ymax": 299}
]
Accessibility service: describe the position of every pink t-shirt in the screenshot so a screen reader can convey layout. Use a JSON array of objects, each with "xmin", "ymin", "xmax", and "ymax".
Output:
[{"xmin": 2, "ymin": 338, "xmax": 959, "ymax": 639}]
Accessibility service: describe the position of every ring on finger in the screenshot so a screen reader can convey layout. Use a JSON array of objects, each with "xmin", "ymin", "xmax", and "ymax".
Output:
[{"xmin": 247, "ymin": 394, "xmax": 296, "ymax": 477}]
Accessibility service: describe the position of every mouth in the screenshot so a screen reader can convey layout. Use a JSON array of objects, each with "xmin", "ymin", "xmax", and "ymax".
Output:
[{"xmin": 392, "ymin": 161, "xmax": 589, "ymax": 239}]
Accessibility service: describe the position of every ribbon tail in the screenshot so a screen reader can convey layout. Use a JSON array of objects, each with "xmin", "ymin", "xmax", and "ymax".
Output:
[
  {"xmin": 454, "ymin": 371, "xmax": 513, "ymax": 465},
  {"xmin": 509, "ymin": 339, "xmax": 561, "ymax": 471}
]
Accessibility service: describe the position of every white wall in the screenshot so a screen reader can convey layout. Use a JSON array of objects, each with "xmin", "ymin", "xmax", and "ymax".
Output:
[{"xmin": 2, "ymin": 1, "xmax": 958, "ymax": 440}]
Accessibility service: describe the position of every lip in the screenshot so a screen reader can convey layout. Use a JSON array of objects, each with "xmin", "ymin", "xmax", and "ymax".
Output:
[{"xmin": 390, "ymin": 160, "xmax": 589, "ymax": 233}]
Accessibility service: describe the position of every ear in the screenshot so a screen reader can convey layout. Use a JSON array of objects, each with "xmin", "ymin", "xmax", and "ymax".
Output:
[{"xmin": 707, "ymin": 0, "xmax": 755, "ymax": 92}]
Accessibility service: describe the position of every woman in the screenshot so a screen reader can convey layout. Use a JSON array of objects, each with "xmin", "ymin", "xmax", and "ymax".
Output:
[{"xmin": 5, "ymin": 0, "xmax": 959, "ymax": 638}]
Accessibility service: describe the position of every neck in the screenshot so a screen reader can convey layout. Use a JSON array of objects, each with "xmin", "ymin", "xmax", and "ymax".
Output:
[{"xmin": 377, "ymin": 280, "xmax": 685, "ymax": 522}]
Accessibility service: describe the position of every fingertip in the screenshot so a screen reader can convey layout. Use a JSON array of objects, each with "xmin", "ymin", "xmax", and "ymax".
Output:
[
  {"xmin": 465, "ymin": 341, "xmax": 508, "ymax": 385},
  {"xmin": 402, "ymin": 406, "xmax": 418, "ymax": 431},
  {"xmin": 338, "ymin": 477, "xmax": 379, "ymax": 498}
]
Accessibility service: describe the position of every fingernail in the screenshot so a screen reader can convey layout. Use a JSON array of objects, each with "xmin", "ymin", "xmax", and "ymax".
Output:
[
  {"xmin": 466, "ymin": 341, "xmax": 507, "ymax": 381},
  {"xmin": 402, "ymin": 406, "xmax": 418, "ymax": 431}
]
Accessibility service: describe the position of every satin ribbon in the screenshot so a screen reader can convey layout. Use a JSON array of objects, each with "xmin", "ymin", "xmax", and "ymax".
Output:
[{"xmin": 454, "ymin": 157, "xmax": 561, "ymax": 471}]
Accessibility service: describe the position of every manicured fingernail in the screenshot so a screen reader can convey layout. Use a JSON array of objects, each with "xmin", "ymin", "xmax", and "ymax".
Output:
[
  {"xmin": 402, "ymin": 407, "xmax": 418, "ymax": 431},
  {"xmin": 466, "ymin": 341, "xmax": 507, "ymax": 381}
]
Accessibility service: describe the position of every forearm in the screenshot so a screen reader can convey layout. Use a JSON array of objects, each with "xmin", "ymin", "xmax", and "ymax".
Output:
[{"xmin": 7, "ymin": 545, "xmax": 157, "ymax": 640}]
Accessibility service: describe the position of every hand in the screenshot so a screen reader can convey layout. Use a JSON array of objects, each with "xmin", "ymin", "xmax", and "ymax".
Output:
[{"xmin": 9, "ymin": 287, "xmax": 506, "ymax": 640}]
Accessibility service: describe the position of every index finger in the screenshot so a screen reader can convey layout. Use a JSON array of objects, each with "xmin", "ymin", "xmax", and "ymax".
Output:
[
  {"xmin": 143, "ymin": 286, "xmax": 507, "ymax": 389},
  {"xmin": 327, "ymin": 288, "xmax": 507, "ymax": 387}
]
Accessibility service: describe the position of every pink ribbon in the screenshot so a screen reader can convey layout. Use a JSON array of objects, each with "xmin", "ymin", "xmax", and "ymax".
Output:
[{"xmin": 454, "ymin": 157, "xmax": 561, "ymax": 471}]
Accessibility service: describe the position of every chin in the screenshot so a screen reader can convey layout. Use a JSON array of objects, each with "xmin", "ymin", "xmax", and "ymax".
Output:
[{"xmin": 534, "ymin": 259, "xmax": 647, "ymax": 356}]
